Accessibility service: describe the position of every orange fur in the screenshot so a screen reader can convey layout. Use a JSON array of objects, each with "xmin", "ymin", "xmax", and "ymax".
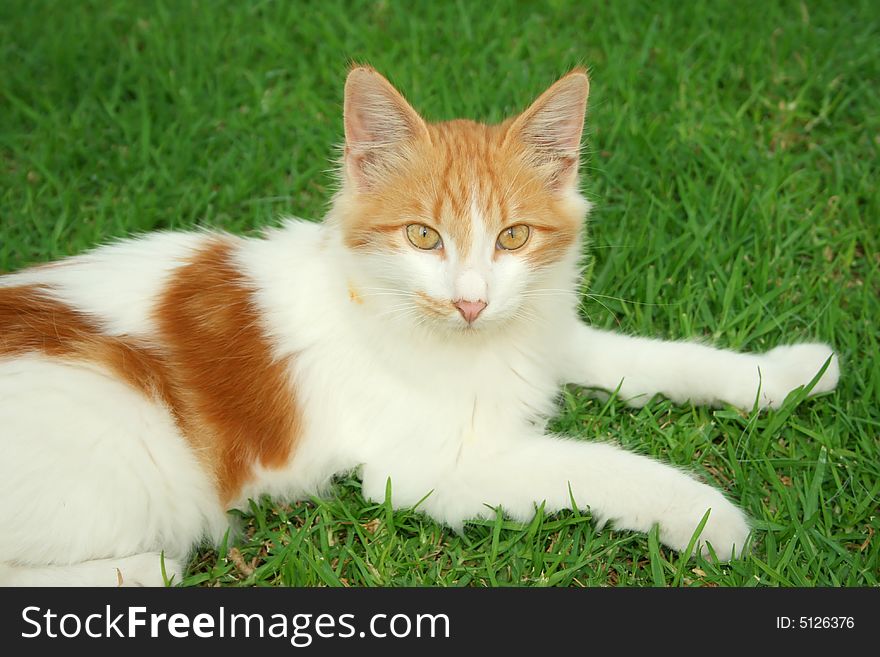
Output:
[
  {"xmin": 155, "ymin": 240, "xmax": 301, "ymax": 504},
  {"xmin": 0, "ymin": 285, "xmax": 180, "ymax": 419},
  {"xmin": 348, "ymin": 282, "xmax": 364, "ymax": 304},
  {"xmin": 340, "ymin": 71, "xmax": 585, "ymax": 266},
  {"xmin": 415, "ymin": 290, "xmax": 453, "ymax": 317},
  {"xmin": 1, "ymin": 242, "xmax": 301, "ymax": 505}
]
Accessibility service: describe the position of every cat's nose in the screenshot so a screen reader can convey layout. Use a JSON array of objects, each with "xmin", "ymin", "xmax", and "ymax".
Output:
[{"xmin": 454, "ymin": 299, "xmax": 487, "ymax": 324}]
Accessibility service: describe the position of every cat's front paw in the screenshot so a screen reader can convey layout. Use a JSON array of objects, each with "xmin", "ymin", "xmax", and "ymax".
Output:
[
  {"xmin": 756, "ymin": 343, "xmax": 840, "ymax": 409},
  {"xmin": 661, "ymin": 495, "xmax": 750, "ymax": 561}
]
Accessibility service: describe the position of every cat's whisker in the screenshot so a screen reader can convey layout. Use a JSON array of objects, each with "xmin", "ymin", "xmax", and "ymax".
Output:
[
  {"xmin": 520, "ymin": 291, "xmax": 577, "ymax": 299},
  {"xmin": 373, "ymin": 304, "xmax": 421, "ymax": 321},
  {"xmin": 357, "ymin": 286, "xmax": 417, "ymax": 293},
  {"xmin": 581, "ymin": 294, "xmax": 618, "ymax": 320},
  {"xmin": 357, "ymin": 291, "xmax": 419, "ymax": 299},
  {"xmin": 584, "ymin": 292, "xmax": 681, "ymax": 308}
]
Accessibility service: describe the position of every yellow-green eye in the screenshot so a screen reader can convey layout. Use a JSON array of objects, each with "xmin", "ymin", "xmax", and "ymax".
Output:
[
  {"xmin": 496, "ymin": 225, "xmax": 530, "ymax": 250},
  {"xmin": 406, "ymin": 224, "xmax": 443, "ymax": 250}
]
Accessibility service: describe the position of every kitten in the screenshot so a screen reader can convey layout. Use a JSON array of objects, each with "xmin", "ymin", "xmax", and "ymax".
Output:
[{"xmin": 0, "ymin": 66, "xmax": 839, "ymax": 586}]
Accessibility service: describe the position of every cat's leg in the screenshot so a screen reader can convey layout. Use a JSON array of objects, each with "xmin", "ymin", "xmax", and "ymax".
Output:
[
  {"xmin": 0, "ymin": 553, "xmax": 183, "ymax": 587},
  {"xmin": 426, "ymin": 435, "xmax": 750, "ymax": 560},
  {"xmin": 561, "ymin": 322, "xmax": 839, "ymax": 410}
]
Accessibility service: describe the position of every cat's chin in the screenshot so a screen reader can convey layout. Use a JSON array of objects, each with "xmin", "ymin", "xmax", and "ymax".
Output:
[
  {"xmin": 435, "ymin": 314, "xmax": 517, "ymax": 337},
  {"xmin": 398, "ymin": 312, "xmax": 493, "ymax": 336},
  {"xmin": 421, "ymin": 320, "xmax": 490, "ymax": 336}
]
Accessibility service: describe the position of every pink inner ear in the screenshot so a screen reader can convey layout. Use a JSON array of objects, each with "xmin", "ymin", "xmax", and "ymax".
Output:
[
  {"xmin": 548, "ymin": 155, "xmax": 579, "ymax": 191},
  {"xmin": 551, "ymin": 115, "xmax": 586, "ymax": 152},
  {"xmin": 342, "ymin": 68, "xmax": 429, "ymax": 190},
  {"xmin": 509, "ymin": 72, "xmax": 589, "ymax": 176},
  {"xmin": 345, "ymin": 106, "xmax": 374, "ymax": 147}
]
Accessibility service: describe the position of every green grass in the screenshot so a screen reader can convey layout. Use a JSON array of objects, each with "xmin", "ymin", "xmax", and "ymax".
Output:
[{"xmin": 1, "ymin": 0, "xmax": 878, "ymax": 587}]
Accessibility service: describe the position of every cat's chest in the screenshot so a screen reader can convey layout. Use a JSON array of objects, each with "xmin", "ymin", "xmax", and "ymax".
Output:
[{"xmin": 296, "ymin": 326, "xmax": 561, "ymax": 453}]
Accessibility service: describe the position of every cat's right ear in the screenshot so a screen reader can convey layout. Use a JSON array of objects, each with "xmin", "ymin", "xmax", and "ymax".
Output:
[{"xmin": 343, "ymin": 66, "xmax": 429, "ymax": 192}]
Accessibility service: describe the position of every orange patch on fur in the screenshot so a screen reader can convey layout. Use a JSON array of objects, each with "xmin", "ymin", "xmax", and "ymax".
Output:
[
  {"xmin": 415, "ymin": 291, "xmax": 452, "ymax": 317},
  {"xmin": 348, "ymin": 282, "xmax": 364, "ymax": 304},
  {"xmin": 0, "ymin": 285, "xmax": 179, "ymax": 416},
  {"xmin": 1, "ymin": 242, "xmax": 301, "ymax": 505},
  {"xmin": 155, "ymin": 240, "xmax": 300, "ymax": 504}
]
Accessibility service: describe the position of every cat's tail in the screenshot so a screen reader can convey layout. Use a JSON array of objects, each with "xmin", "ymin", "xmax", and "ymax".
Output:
[{"xmin": 0, "ymin": 553, "xmax": 182, "ymax": 586}]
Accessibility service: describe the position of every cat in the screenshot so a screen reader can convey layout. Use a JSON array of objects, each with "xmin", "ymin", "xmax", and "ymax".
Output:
[{"xmin": 0, "ymin": 66, "xmax": 839, "ymax": 586}]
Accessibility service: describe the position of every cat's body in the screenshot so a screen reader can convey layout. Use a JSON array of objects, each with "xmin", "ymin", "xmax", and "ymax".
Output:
[{"xmin": 0, "ymin": 67, "xmax": 839, "ymax": 586}]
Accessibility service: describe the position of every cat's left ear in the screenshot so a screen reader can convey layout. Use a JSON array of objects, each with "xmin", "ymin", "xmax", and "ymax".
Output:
[{"xmin": 506, "ymin": 68, "xmax": 590, "ymax": 192}]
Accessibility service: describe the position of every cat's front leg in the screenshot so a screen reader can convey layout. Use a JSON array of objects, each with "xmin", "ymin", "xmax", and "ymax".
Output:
[
  {"xmin": 417, "ymin": 435, "xmax": 751, "ymax": 560},
  {"xmin": 561, "ymin": 322, "xmax": 839, "ymax": 410}
]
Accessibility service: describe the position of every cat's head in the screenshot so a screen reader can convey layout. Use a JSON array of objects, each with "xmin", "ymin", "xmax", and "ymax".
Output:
[{"xmin": 332, "ymin": 66, "xmax": 590, "ymax": 334}]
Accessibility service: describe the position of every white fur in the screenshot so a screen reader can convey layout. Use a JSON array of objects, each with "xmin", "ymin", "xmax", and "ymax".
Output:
[
  {"xmin": 0, "ymin": 354, "xmax": 226, "ymax": 586},
  {"xmin": 0, "ymin": 232, "xmax": 207, "ymax": 337},
  {"xmin": 0, "ymin": 205, "xmax": 839, "ymax": 585}
]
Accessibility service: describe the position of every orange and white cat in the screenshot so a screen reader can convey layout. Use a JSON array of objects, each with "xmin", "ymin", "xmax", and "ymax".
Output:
[{"xmin": 0, "ymin": 67, "xmax": 839, "ymax": 586}]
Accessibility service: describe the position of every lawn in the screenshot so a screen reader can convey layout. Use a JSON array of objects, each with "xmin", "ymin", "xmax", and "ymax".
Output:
[{"xmin": 0, "ymin": 0, "xmax": 877, "ymax": 587}]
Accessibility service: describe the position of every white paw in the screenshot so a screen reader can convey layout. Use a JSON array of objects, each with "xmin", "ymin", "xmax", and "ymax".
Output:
[
  {"xmin": 661, "ymin": 494, "xmax": 750, "ymax": 561},
  {"xmin": 756, "ymin": 343, "xmax": 840, "ymax": 409}
]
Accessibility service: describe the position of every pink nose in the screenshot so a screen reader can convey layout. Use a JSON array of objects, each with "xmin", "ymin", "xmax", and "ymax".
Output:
[{"xmin": 454, "ymin": 300, "xmax": 487, "ymax": 324}]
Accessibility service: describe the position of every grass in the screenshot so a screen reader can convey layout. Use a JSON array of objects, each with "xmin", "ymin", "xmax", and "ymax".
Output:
[{"xmin": 1, "ymin": 0, "xmax": 877, "ymax": 587}]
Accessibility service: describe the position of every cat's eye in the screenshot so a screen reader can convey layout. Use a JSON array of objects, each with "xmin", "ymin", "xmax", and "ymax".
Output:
[
  {"xmin": 496, "ymin": 225, "xmax": 530, "ymax": 251},
  {"xmin": 406, "ymin": 224, "xmax": 443, "ymax": 250}
]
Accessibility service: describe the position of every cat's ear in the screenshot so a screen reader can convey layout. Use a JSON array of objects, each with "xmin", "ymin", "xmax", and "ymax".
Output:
[
  {"xmin": 506, "ymin": 68, "xmax": 590, "ymax": 192},
  {"xmin": 343, "ymin": 66, "xmax": 429, "ymax": 191}
]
